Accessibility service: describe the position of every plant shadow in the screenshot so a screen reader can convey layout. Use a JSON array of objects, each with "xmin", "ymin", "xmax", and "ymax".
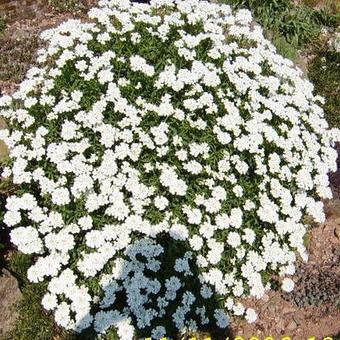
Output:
[{"xmin": 71, "ymin": 233, "xmax": 234, "ymax": 340}]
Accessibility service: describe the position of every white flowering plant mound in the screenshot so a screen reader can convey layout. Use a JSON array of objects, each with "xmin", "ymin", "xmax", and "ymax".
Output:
[{"xmin": 0, "ymin": 0, "xmax": 339, "ymax": 338}]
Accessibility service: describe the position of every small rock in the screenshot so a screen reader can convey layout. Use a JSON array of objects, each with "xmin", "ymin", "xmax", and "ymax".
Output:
[
  {"xmin": 267, "ymin": 302, "xmax": 277, "ymax": 313},
  {"xmin": 262, "ymin": 294, "xmax": 270, "ymax": 302},
  {"xmin": 293, "ymin": 312, "xmax": 305, "ymax": 325},
  {"xmin": 282, "ymin": 307, "xmax": 296, "ymax": 314},
  {"xmin": 277, "ymin": 319, "xmax": 285, "ymax": 331},
  {"xmin": 0, "ymin": 269, "xmax": 22, "ymax": 337},
  {"xmin": 286, "ymin": 320, "xmax": 298, "ymax": 331},
  {"xmin": 325, "ymin": 199, "xmax": 340, "ymax": 218},
  {"xmin": 334, "ymin": 225, "xmax": 340, "ymax": 240},
  {"xmin": 270, "ymin": 294, "xmax": 282, "ymax": 305}
]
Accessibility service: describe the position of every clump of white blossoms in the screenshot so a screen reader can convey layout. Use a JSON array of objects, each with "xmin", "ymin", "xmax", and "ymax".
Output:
[{"xmin": 0, "ymin": 0, "xmax": 339, "ymax": 338}]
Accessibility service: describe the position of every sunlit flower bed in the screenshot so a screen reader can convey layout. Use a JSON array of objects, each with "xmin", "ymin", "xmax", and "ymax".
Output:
[{"xmin": 0, "ymin": 0, "xmax": 339, "ymax": 338}]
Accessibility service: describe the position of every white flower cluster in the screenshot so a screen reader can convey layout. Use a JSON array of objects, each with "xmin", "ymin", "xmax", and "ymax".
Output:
[{"xmin": 0, "ymin": 0, "xmax": 339, "ymax": 338}]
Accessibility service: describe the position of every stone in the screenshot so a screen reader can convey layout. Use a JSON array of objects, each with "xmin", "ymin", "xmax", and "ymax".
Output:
[
  {"xmin": 277, "ymin": 319, "xmax": 285, "ymax": 331},
  {"xmin": 282, "ymin": 307, "xmax": 296, "ymax": 314},
  {"xmin": 0, "ymin": 0, "xmax": 47, "ymax": 21},
  {"xmin": 286, "ymin": 320, "xmax": 298, "ymax": 331},
  {"xmin": 325, "ymin": 199, "xmax": 340, "ymax": 218},
  {"xmin": 0, "ymin": 118, "xmax": 8, "ymax": 158},
  {"xmin": 262, "ymin": 294, "xmax": 270, "ymax": 302},
  {"xmin": 0, "ymin": 140, "xmax": 8, "ymax": 158},
  {"xmin": 293, "ymin": 312, "xmax": 305, "ymax": 325},
  {"xmin": 334, "ymin": 225, "xmax": 340, "ymax": 240},
  {"xmin": 0, "ymin": 268, "xmax": 22, "ymax": 337},
  {"xmin": 267, "ymin": 302, "xmax": 277, "ymax": 314}
]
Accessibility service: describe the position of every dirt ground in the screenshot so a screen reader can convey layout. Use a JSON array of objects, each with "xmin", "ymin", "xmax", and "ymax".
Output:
[
  {"xmin": 230, "ymin": 200, "xmax": 340, "ymax": 339},
  {"xmin": 0, "ymin": 2, "xmax": 339, "ymax": 339},
  {"xmin": 228, "ymin": 148, "xmax": 340, "ymax": 339}
]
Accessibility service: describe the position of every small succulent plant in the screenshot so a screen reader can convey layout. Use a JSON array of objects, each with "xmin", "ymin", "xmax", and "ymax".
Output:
[{"xmin": 283, "ymin": 259, "xmax": 340, "ymax": 308}]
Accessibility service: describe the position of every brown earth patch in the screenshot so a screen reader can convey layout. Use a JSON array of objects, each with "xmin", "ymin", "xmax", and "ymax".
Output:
[{"xmin": 230, "ymin": 200, "xmax": 340, "ymax": 339}]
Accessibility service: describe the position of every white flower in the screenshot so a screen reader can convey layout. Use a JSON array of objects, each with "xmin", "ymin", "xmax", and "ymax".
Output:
[
  {"xmin": 42, "ymin": 293, "xmax": 58, "ymax": 311},
  {"xmin": 130, "ymin": 55, "xmax": 155, "ymax": 77},
  {"xmin": 10, "ymin": 226, "xmax": 43, "ymax": 254},
  {"xmin": 98, "ymin": 69, "xmax": 114, "ymax": 84},
  {"xmin": 242, "ymin": 228, "xmax": 255, "ymax": 244},
  {"xmin": 160, "ymin": 166, "xmax": 187, "ymax": 196},
  {"xmin": 233, "ymin": 184, "xmax": 243, "ymax": 197},
  {"xmin": 233, "ymin": 302, "xmax": 245, "ymax": 316},
  {"xmin": 154, "ymin": 196, "xmax": 169, "ymax": 211},
  {"xmin": 78, "ymin": 216, "xmax": 93, "ymax": 230},
  {"xmin": 200, "ymin": 284, "xmax": 213, "ymax": 299},
  {"xmin": 227, "ymin": 232, "xmax": 241, "ymax": 248},
  {"xmin": 61, "ymin": 121, "xmax": 78, "ymax": 140},
  {"xmin": 169, "ymin": 223, "xmax": 189, "ymax": 241},
  {"xmin": 282, "ymin": 277, "xmax": 295, "ymax": 292},
  {"xmin": 245, "ymin": 308, "xmax": 257, "ymax": 323},
  {"xmin": 183, "ymin": 160, "xmax": 203, "ymax": 174},
  {"xmin": 183, "ymin": 205, "xmax": 202, "ymax": 225},
  {"xmin": 214, "ymin": 309, "xmax": 229, "ymax": 328},
  {"xmin": 151, "ymin": 326, "xmax": 166, "ymax": 339},
  {"xmin": 174, "ymin": 257, "xmax": 192, "ymax": 275},
  {"xmin": 51, "ymin": 187, "xmax": 71, "ymax": 205},
  {"xmin": 189, "ymin": 235, "xmax": 203, "ymax": 251}
]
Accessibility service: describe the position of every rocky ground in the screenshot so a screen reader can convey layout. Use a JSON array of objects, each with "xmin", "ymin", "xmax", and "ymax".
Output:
[
  {"xmin": 0, "ymin": 2, "xmax": 339, "ymax": 339},
  {"xmin": 230, "ymin": 198, "xmax": 340, "ymax": 339}
]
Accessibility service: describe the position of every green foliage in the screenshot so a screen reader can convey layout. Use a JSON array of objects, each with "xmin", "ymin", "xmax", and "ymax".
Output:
[
  {"xmin": 8, "ymin": 253, "xmax": 32, "ymax": 282},
  {"xmin": 283, "ymin": 266, "xmax": 340, "ymax": 308},
  {"xmin": 219, "ymin": 0, "xmax": 340, "ymax": 130},
  {"xmin": 221, "ymin": 0, "xmax": 339, "ymax": 50},
  {"xmin": 4, "ymin": 283, "xmax": 56, "ymax": 340},
  {"xmin": 308, "ymin": 41, "xmax": 340, "ymax": 128},
  {"xmin": 2, "ymin": 254, "xmax": 54, "ymax": 340},
  {"xmin": 277, "ymin": 5, "xmax": 321, "ymax": 46},
  {"xmin": 0, "ymin": 16, "xmax": 6, "ymax": 35},
  {"xmin": 3, "ymin": 253, "xmax": 76, "ymax": 340},
  {"xmin": 268, "ymin": 32, "xmax": 299, "ymax": 60},
  {"xmin": 48, "ymin": 0, "xmax": 87, "ymax": 14},
  {"xmin": 303, "ymin": 229, "xmax": 312, "ymax": 248}
]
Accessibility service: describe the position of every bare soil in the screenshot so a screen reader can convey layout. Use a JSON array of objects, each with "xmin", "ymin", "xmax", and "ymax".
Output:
[
  {"xmin": 0, "ymin": 9, "xmax": 74, "ymax": 94},
  {"xmin": 230, "ymin": 200, "xmax": 340, "ymax": 339}
]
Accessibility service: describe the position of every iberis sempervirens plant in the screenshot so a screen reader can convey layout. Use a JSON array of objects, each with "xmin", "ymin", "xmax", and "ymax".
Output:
[{"xmin": 0, "ymin": 0, "xmax": 339, "ymax": 338}]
